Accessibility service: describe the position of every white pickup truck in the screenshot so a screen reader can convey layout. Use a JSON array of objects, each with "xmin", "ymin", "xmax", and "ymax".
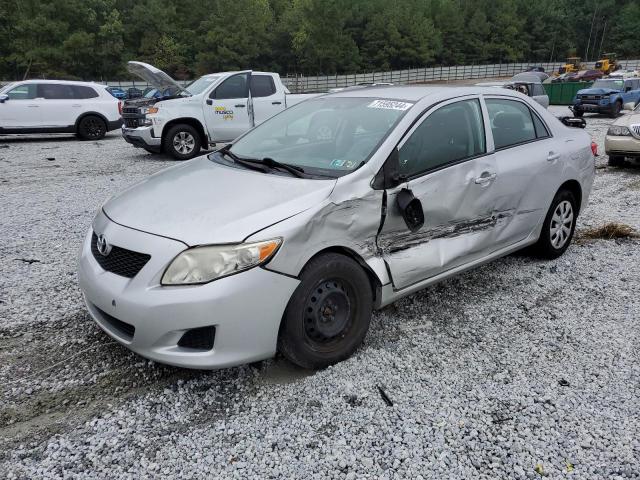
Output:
[{"xmin": 122, "ymin": 62, "xmax": 319, "ymax": 159}]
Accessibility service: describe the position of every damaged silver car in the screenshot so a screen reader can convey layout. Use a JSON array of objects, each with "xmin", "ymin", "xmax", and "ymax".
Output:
[{"xmin": 79, "ymin": 86, "xmax": 595, "ymax": 369}]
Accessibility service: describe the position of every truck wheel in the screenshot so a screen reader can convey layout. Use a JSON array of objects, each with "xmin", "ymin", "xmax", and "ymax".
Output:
[
  {"xmin": 278, "ymin": 253, "xmax": 373, "ymax": 369},
  {"xmin": 608, "ymin": 155, "xmax": 625, "ymax": 167},
  {"xmin": 77, "ymin": 115, "xmax": 107, "ymax": 140},
  {"xmin": 164, "ymin": 124, "xmax": 202, "ymax": 160},
  {"xmin": 609, "ymin": 101, "xmax": 622, "ymax": 118},
  {"xmin": 533, "ymin": 189, "xmax": 577, "ymax": 259},
  {"xmin": 573, "ymin": 109, "xmax": 584, "ymax": 118}
]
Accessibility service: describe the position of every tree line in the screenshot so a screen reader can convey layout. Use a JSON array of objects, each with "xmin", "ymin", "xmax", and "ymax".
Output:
[{"xmin": 1, "ymin": 0, "xmax": 639, "ymax": 81}]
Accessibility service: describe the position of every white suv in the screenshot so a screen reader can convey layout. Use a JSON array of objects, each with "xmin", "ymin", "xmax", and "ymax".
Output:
[{"xmin": 0, "ymin": 80, "xmax": 122, "ymax": 140}]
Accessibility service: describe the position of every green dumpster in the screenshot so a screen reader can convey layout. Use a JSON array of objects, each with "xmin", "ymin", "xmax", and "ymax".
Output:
[{"xmin": 544, "ymin": 82, "xmax": 593, "ymax": 106}]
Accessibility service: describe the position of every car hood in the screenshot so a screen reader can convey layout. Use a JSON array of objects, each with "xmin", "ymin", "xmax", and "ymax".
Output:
[
  {"xmin": 612, "ymin": 111, "xmax": 640, "ymax": 127},
  {"xmin": 127, "ymin": 61, "xmax": 189, "ymax": 96},
  {"xmin": 577, "ymin": 87, "xmax": 620, "ymax": 95},
  {"xmin": 103, "ymin": 156, "xmax": 337, "ymax": 246}
]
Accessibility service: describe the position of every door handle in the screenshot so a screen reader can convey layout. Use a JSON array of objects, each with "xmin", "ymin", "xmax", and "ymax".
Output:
[
  {"xmin": 28, "ymin": 105, "xmax": 39, "ymax": 108},
  {"xmin": 71, "ymin": 104, "xmax": 81, "ymax": 108},
  {"xmin": 474, "ymin": 172, "xmax": 497, "ymax": 184},
  {"xmin": 235, "ymin": 104, "xmax": 246, "ymax": 108},
  {"xmin": 547, "ymin": 152, "xmax": 560, "ymax": 162},
  {"xmin": 272, "ymin": 101, "xmax": 282, "ymax": 105}
]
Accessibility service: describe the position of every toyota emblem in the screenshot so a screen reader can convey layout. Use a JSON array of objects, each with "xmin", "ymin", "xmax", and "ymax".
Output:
[{"xmin": 96, "ymin": 234, "xmax": 112, "ymax": 256}]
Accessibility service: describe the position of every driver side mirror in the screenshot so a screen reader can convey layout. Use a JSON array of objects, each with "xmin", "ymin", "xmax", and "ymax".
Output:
[
  {"xmin": 0, "ymin": 94, "xmax": 8, "ymax": 103},
  {"xmin": 396, "ymin": 188, "xmax": 424, "ymax": 232},
  {"xmin": 372, "ymin": 147, "xmax": 405, "ymax": 189}
]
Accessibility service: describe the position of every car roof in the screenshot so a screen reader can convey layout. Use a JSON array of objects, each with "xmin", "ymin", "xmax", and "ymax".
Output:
[
  {"xmin": 324, "ymin": 85, "xmax": 526, "ymax": 102},
  {"xmin": 19, "ymin": 79, "xmax": 106, "ymax": 87}
]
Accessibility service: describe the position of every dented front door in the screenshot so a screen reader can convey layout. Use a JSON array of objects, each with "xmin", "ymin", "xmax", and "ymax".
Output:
[{"xmin": 376, "ymin": 97, "xmax": 501, "ymax": 290}]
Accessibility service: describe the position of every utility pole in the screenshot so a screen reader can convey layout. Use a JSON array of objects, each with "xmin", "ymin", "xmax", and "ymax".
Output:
[
  {"xmin": 598, "ymin": 19, "xmax": 607, "ymax": 59},
  {"xmin": 585, "ymin": 6, "xmax": 598, "ymax": 62}
]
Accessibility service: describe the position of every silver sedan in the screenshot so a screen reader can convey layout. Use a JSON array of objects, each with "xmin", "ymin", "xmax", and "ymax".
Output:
[{"xmin": 79, "ymin": 86, "xmax": 595, "ymax": 369}]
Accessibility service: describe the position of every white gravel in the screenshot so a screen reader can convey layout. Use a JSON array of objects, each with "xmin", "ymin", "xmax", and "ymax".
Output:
[{"xmin": 1, "ymin": 108, "xmax": 639, "ymax": 479}]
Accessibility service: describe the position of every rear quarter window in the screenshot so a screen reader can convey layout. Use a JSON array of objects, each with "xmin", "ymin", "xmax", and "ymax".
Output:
[{"xmin": 73, "ymin": 85, "xmax": 99, "ymax": 99}]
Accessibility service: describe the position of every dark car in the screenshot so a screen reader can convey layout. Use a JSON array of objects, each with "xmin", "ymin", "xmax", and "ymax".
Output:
[
  {"xmin": 127, "ymin": 87, "xmax": 143, "ymax": 99},
  {"xmin": 525, "ymin": 66, "xmax": 545, "ymax": 73},
  {"xmin": 574, "ymin": 70, "xmax": 604, "ymax": 82}
]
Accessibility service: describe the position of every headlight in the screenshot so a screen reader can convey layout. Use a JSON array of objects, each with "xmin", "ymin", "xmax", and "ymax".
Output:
[
  {"xmin": 141, "ymin": 106, "xmax": 159, "ymax": 115},
  {"xmin": 607, "ymin": 125, "xmax": 631, "ymax": 136},
  {"xmin": 161, "ymin": 239, "xmax": 282, "ymax": 285}
]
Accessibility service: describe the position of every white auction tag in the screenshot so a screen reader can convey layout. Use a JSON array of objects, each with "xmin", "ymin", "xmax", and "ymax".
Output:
[{"xmin": 367, "ymin": 99, "xmax": 413, "ymax": 111}]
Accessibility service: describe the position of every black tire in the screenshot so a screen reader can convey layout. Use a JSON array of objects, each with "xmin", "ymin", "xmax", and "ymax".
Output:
[
  {"xmin": 164, "ymin": 124, "xmax": 202, "ymax": 160},
  {"xmin": 278, "ymin": 253, "xmax": 373, "ymax": 369},
  {"xmin": 533, "ymin": 189, "xmax": 577, "ymax": 259},
  {"xmin": 77, "ymin": 115, "xmax": 107, "ymax": 140},
  {"xmin": 573, "ymin": 109, "xmax": 584, "ymax": 118},
  {"xmin": 608, "ymin": 155, "xmax": 625, "ymax": 167},
  {"xmin": 609, "ymin": 101, "xmax": 621, "ymax": 118}
]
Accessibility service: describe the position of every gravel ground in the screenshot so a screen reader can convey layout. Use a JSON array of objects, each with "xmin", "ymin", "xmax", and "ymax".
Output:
[{"xmin": 1, "ymin": 107, "xmax": 639, "ymax": 479}]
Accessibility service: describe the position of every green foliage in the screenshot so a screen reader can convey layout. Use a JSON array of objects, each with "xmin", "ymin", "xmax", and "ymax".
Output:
[{"xmin": 0, "ymin": 0, "xmax": 639, "ymax": 80}]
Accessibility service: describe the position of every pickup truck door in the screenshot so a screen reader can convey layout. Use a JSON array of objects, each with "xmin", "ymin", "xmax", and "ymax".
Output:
[
  {"xmin": 0, "ymin": 83, "xmax": 41, "ymax": 128},
  {"xmin": 204, "ymin": 71, "xmax": 253, "ymax": 142},
  {"xmin": 250, "ymin": 74, "xmax": 284, "ymax": 125}
]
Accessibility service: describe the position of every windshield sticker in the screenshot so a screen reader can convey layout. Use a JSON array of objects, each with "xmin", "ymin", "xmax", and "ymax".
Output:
[
  {"xmin": 330, "ymin": 159, "xmax": 346, "ymax": 168},
  {"xmin": 214, "ymin": 106, "xmax": 234, "ymax": 120},
  {"xmin": 367, "ymin": 99, "xmax": 412, "ymax": 111}
]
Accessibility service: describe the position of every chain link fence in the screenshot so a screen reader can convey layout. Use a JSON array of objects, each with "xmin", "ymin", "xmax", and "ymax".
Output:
[
  {"xmin": 67, "ymin": 59, "xmax": 640, "ymax": 93},
  {"xmin": 280, "ymin": 60, "xmax": 640, "ymax": 93}
]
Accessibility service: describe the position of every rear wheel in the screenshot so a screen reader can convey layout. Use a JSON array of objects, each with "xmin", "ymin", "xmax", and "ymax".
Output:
[
  {"xmin": 533, "ymin": 189, "xmax": 577, "ymax": 259},
  {"xmin": 77, "ymin": 115, "xmax": 107, "ymax": 140},
  {"xmin": 278, "ymin": 254, "xmax": 373, "ymax": 369},
  {"xmin": 608, "ymin": 155, "xmax": 625, "ymax": 167},
  {"xmin": 164, "ymin": 124, "xmax": 202, "ymax": 160}
]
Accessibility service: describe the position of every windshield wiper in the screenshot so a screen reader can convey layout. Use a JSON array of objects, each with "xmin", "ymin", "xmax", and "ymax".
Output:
[
  {"xmin": 246, "ymin": 157, "xmax": 309, "ymax": 178},
  {"xmin": 216, "ymin": 145, "xmax": 269, "ymax": 173},
  {"xmin": 215, "ymin": 146, "xmax": 310, "ymax": 178}
]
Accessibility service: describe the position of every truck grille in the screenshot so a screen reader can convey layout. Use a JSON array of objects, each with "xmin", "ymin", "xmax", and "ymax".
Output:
[
  {"xmin": 124, "ymin": 118, "xmax": 143, "ymax": 128},
  {"xmin": 91, "ymin": 232, "xmax": 151, "ymax": 278},
  {"xmin": 123, "ymin": 107, "xmax": 140, "ymax": 115}
]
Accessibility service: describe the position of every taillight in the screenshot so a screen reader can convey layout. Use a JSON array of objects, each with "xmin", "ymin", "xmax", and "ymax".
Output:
[
  {"xmin": 591, "ymin": 141, "xmax": 598, "ymax": 156},
  {"xmin": 118, "ymin": 100, "xmax": 122, "ymax": 116}
]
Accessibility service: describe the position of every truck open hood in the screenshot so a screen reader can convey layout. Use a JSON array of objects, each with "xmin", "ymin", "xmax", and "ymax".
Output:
[
  {"xmin": 102, "ymin": 157, "xmax": 337, "ymax": 246},
  {"xmin": 127, "ymin": 61, "xmax": 189, "ymax": 96}
]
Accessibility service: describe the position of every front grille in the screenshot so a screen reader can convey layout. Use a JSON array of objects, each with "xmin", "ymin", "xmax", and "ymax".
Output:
[
  {"xmin": 124, "ymin": 118, "xmax": 142, "ymax": 128},
  {"xmin": 94, "ymin": 305, "xmax": 135, "ymax": 340},
  {"xmin": 122, "ymin": 107, "xmax": 140, "ymax": 115},
  {"xmin": 178, "ymin": 326, "xmax": 216, "ymax": 351},
  {"xmin": 630, "ymin": 124, "xmax": 640, "ymax": 139},
  {"xmin": 91, "ymin": 232, "xmax": 151, "ymax": 278}
]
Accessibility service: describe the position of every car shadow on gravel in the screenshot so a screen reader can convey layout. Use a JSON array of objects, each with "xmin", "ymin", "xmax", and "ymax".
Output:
[{"xmin": 0, "ymin": 133, "xmax": 121, "ymax": 144}]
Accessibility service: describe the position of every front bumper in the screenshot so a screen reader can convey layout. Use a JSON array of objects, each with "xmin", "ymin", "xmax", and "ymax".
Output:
[
  {"xmin": 78, "ymin": 211, "xmax": 300, "ymax": 369},
  {"xmin": 605, "ymin": 135, "xmax": 640, "ymax": 157},
  {"xmin": 573, "ymin": 102, "xmax": 611, "ymax": 113},
  {"xmin": 122, "ymin": 126, "xmax": 162, "ymax": 153}
]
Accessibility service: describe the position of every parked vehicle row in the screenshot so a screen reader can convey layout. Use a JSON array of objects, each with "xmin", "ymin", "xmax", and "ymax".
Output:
[
  {"xmin": 78, "ymin": 86, "xmax": 596, "ymax": 369},
  {"xmin": 120, "ymin": 62, "xmax": 320, "ymax": 160},
  {"xmin": 0, "ymin": 80, "xmax": 122, "ymax": 139}
]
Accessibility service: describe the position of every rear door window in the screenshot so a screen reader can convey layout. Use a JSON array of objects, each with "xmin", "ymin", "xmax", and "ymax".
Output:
[
  {"xmin": 38, "ymin": 84, "xmax": 76, "ymax": 99},
  {"xmin": 485, "ymin": 98, "xmax": 537, "ymax": 149},
  {"xmin": 250, "ymin": 75, "xmax": 276, "ymax": 97}
]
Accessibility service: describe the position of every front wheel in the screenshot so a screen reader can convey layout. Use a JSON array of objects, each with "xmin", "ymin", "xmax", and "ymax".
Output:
[
  {"xmin": 278, "ymin": 254, "xmax": 373, "ymax": 369},
  {"xmin": 533, "ymin": 189, "xmax": 577, "ymax": 259},
  {"xmin": 164, "ymin": 124, "xmax": 202, "ymax": 160},
  {"xmin": 609, "ymin": 101, "xmax": 621, "ymax": 118},
  {"xmin": 77, "ymin": 115, "xmax": 107, "ymax": 140}
]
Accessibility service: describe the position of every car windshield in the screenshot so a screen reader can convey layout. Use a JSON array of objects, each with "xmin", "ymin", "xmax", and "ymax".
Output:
[
  {"xmin": 0, "ymin": 82, "xmax": 15, "ymax": 94},
  {"xmin": 185, "ymin": 76, "xmax": 220, "ymax": 95},
  {"xmin": 226, "ymin": 97, "xmax": 413, "ymax": 177},
  {"xmin": 592, "ymin": 79, "xmax": 624, "ymax": 90}
]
